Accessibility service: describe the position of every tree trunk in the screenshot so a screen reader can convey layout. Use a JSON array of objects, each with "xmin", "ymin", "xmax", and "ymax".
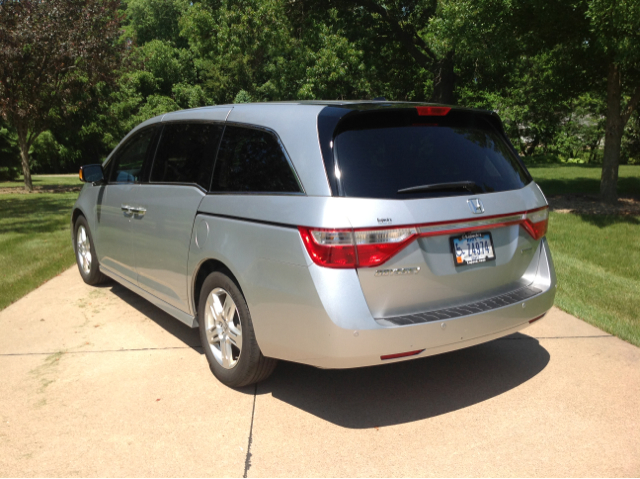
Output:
[
  {"xmin": 431, "ymin": 50, "xmax": 455, "ymax": 105},
  {"xmin": 600, "ymin": 63, "xmax": 624, "ymax": 204},
  {"xmin": 16, "ymin": 128, "xmax": 34, "ymax": 192},
  {"xmin": 525, "ymin": 137, "xmax": 540, "ymax": 156}
]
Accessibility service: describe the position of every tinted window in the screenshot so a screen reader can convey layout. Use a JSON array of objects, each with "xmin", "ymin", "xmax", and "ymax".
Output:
[
  {"xmin": 109, "ymin": 128, "xmax": 156, "ymax": 183},
  {"xmin": 150, "ymin": 123, "xmax": 223, "ymax": 189},
  {"xmin": 211, "ymin": 126, "xmax": 301, "ymax": 193},
  {"xmin": 334, "ymin": 111, "xmax": 530, "ymax": 199}
]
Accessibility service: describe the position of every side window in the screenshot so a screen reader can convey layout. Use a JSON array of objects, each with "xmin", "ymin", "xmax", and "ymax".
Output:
[
  {"xmin": 109, "ymin": 128, "xmax": 156, "ymax": 183},
  {"xmin": 150, "ymin": 123, "xmax": 224, "ymax": 189},
  {"xmin": 210, "ymin": 126, "xmax": 301, "ymax": 193}
]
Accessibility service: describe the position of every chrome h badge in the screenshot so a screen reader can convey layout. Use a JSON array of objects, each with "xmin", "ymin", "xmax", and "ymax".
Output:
[{"xmin": 468, "ymin": 198, "xmax": 485, "ymax": 214}]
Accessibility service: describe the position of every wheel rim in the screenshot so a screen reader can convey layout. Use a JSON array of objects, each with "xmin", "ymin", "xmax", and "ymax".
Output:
[
  {"xmin": 76, "ymin": 225, "xmax": 92, "ymax": 275},
  {"xmin": 204, "ymin": 288, "xmax": 242, "ymax": 369}
]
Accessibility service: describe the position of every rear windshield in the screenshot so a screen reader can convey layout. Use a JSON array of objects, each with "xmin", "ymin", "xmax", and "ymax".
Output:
[{"xmin": 333, "ymin": 110, "xmax": 530, "ymax": 199}]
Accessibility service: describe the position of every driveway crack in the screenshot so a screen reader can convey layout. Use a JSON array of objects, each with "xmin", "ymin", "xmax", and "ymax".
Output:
[{"xmin": 243, "ymin": 383, "xmax": 257, "ymax": 478}]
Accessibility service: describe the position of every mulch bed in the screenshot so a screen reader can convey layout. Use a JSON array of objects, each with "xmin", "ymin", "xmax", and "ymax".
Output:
[{"xmin": 547, "ymin": 194, "xmax": 640, "ymax": 216}]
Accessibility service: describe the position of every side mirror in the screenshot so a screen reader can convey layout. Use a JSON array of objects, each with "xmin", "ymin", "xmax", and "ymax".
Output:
[{"xmin": 79, "ymin": 164, "xmax": 105, "ymax": 184}]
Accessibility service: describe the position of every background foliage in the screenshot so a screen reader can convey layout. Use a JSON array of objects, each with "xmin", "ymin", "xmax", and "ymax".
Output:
[{"xmin": 1, "ymin": 0, "xmax": 639, "ymax": 183}]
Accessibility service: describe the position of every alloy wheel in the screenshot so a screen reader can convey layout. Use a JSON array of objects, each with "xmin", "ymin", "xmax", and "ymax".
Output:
[
  {"xmin": 76, "ymin": 225, "xmax": 92, "ymax": 274},
  {"xmin": 204, "ymin": 287, "xmax": 242, "ymax": 369}
]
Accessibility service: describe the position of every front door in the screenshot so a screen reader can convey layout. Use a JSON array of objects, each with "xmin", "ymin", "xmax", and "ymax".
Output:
[{"xmin": 95, "ymin": 127, "xmax": 157, "ymax": 283}]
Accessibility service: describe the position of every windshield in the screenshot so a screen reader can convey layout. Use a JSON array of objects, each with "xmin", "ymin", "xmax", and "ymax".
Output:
[{"xmin": 333, "ymin": 110, "xmax": 530, "ymax": 199}]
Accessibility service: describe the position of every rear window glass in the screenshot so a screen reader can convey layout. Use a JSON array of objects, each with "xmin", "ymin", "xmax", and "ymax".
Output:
[
  {"xmin": 333, "ymin": 111, "xmax": 530, "ymax": 199},
  {"xmin": 210, "ymin": 126, "xmax": 301, "ymax": 194}
]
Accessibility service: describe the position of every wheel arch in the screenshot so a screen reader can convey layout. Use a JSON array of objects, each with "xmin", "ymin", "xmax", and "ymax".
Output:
[
  {"xmin": 192, "ymin": 258, "xmax": 245, "ymax": 316},
  {"xmin": 70, "ymin": 207, "xmax": 87, "ymax": 244}
]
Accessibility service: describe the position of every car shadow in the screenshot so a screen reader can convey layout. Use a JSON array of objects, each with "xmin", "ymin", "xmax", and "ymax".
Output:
[
  {"xmin": 106, "ymin": 281, "xmax": 202, "ymax": 351},
  {"xmin": 101, "ymin": 281, "xmax": 550, "ymax": 428},
  {"xmin": 256, "ymin": 334, "xmax": 550, "ymax": 429}
]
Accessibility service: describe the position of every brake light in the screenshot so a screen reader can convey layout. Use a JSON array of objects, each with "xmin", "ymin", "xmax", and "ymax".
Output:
[
  {"xmin": 298, "ymin": 226, "xmax": 418, "ymax": 268},
  {"xmin": 298, "ymin": 227, "xmax": 356, "ymax": 268},
  {"xmin": 521, "ymin": 207, "xmax": 548, "ymax": 240},
  {"xmin": 416, "ymin": 106, "xmax": 451, "ymax": 116},
  {"xmin": 354, "ymin": 228, "xmax": 417, "ymax": 266}
]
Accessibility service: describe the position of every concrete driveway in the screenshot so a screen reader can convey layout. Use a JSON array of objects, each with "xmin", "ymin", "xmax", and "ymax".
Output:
[{"xmin": 1, "ymin": 267, "xmax": 639, "ymax": 477}]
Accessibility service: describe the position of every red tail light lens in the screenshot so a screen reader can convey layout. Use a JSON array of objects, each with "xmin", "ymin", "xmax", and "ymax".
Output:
[
  {"xmin": 416, "ymin": 106, "xmax": 451, "ymax": 116},
  {"xmin": 521, "ymin": 207, "xmax": 549, "ymax": 240},
  {"xmin": 354, "ymin": 228, "xmax": 417, "ymax": 267},
  {"xmin": 298, "ymin": 227, "xmax": 356, "ymax": 268},
  {"xmin": 298, "ymin": 226, "xmax": 417, "ymax": 268}
]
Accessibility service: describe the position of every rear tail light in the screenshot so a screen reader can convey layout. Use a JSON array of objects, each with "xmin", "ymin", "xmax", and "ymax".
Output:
[
  {"xmin": 354, "ymin": 228, "xmax": 417, "ymax": 266},
  {"xmin": 521, "ymin": 207, "xmax": 548, "ymax": 240},
  {"xmin": 298, "ymin": 228, "xmax": 356, "ymax": 268},
  {"xmin": 298, "ymin": 226, "xmax": 417, "ymax": 268},
  {"xmin": 299, "ymin": 206, "xmax": 549, "ymax": 269}
]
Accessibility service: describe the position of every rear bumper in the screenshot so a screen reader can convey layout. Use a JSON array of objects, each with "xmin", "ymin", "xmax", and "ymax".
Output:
[
  {"xmin": 299, "ymin": 282, "xmax": 554, "ymax": 369},
  {"xmin": 256, "ymin": 238, "xmax": 556, "ymax": 369}
]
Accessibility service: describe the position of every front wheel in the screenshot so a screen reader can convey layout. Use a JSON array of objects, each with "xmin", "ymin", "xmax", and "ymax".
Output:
[
  {"xmin": 198, "ymin": 272, "xmax": 277, "ymax": 387},
  {"xmin": 74, "ymin": 216, "xmax": 109, "ymax": 285}
]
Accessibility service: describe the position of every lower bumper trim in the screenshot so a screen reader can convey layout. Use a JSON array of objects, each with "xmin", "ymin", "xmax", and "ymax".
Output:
[{"xmin": 377, "ymin": 285, "xmax": 543, "ymax": 326}]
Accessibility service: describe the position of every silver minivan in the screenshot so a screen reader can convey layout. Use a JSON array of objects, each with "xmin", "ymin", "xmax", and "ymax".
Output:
[{"xmin": 72, "ymin": 101, "xmax": 556, "ymax": 387}]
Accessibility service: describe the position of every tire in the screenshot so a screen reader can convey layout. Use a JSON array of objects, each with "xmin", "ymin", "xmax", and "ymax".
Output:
[
  {"xmin": 74, "ymin": 216, "xmax": 109, "ymax": 286},
  {"xmin": 198, "ymin": 272, "xmax": 277, "ymax": 388}
]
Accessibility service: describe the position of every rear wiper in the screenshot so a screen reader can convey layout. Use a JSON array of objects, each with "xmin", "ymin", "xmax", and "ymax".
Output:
[{"xmin": 397, "ymin": 181, "xmax": 481, "ymax": 194}]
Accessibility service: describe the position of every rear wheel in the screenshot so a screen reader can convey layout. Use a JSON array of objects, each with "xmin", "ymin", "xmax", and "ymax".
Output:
[
  {"xmin": 198, "ymin": 272, "xmax": 277, "ymax": 387},
  {"xmin": 74, "ymin": 216, "xmax": 109, "ymax": 285}
]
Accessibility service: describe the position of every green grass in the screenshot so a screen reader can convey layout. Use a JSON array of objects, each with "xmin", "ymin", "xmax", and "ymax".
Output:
[
  {"xmin": 0, "ymin": 189, "xmax": 78, "ymax": 310},
  {"xmin": 0, "ymin": 174, "xmax": 81, "ymax": 189},
  {"xmin": 529, "ymin": 164, "xmax": 640, "ymax": 196},
  {"xmin": 547, "ymin": 212, "xmax": 640, "ymax": 347}
]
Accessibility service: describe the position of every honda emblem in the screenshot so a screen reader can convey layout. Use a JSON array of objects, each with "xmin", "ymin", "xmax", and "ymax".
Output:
[{"xmin": 467, "ymin": 198, "xmax": 485, "ymax": 214}]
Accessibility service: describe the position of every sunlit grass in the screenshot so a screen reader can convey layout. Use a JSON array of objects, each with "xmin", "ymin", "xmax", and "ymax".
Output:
[
  {"xmin": 0, "ymin": 189, "xmax": 77, "ymax": 310},
  {"xmin": 529, "ymin": 164, "xmax": 640, "ymax": 196},
  {"xmin": 546, "ymin": 212, "xmax": 640, "ymax": 347},
  {"xmin": 0, "ymin": 174, "xmax": 81, "ymax": 189}
]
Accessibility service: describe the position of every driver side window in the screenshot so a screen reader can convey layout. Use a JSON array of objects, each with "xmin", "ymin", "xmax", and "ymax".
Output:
[{"xmin": 109, "ymin": 128, "xmax": 156, "ymax": 183}]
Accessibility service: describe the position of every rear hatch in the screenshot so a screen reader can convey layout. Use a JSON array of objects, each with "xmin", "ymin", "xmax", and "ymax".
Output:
[{"xmin": 311, "ymin": 106, "xmax": 549, "ymax": 318}]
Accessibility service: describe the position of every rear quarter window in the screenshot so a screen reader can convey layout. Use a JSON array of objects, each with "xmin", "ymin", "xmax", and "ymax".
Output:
[
  {"xmin": 210, "ymin": 125, "xmax": 301, "ymax": 194},
  {"xmin": 333, "ymin": 110, "xmax": 530, "ymax": 199}
]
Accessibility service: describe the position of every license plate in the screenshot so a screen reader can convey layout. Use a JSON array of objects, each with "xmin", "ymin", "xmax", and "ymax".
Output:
[{"xmin": 451, "ymin": 232, "xmax": 495, "ymax": 267}]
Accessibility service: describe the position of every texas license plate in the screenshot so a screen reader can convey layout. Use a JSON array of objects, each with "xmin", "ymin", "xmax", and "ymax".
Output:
[{"xmin": 451, "ymin": 232, "xmax": 496, "ymax": 267}]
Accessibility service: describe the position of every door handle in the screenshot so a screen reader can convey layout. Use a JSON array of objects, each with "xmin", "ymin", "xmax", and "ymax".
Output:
[
  {"xmin": 131, "ymin": 206, "xmax": 146, "ymax": 216},
  {"xmin": 121, "ymin": 204, "xmax": 133, "ymax": 214}
]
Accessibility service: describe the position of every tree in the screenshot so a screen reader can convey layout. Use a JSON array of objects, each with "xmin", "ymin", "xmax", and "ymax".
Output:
[
  {"xmin": 296, "ymin": 0, "xmax": 457, "ymax": 103},
  {"xmin": 441, "ymin": 0, "xmax": 640, "ymax": 202},
  {"xmin": 587, "ymin": 0, "xmax": 640, "ymax": 202},
  {"xmin": 0, "ymin": 0, "xmax": 123, "ymax": 191}
]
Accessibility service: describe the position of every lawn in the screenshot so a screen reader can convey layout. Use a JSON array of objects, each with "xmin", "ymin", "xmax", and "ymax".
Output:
[
  {"xmin": 0, "ymin": 189, "xmax": 78, "ymax": 310},
  {"xmin": 529, "ymin": 164, "xmax": 640, "ymax": 196},
  {"xmin": 546, "ymin": 213, "xmax": 640, "ymax": 347},
  {"xmin": 0, "ymin": 174, "xmax": 81, "ymax": 190}
]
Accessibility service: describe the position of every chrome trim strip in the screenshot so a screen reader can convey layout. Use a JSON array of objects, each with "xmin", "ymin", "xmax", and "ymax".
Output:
[{"xmin": 417, "ymin": 213, "xmax": 525, "ymax": 235}]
